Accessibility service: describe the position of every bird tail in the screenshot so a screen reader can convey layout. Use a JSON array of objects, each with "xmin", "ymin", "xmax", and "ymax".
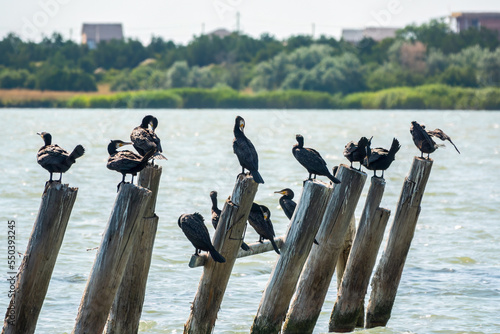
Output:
[
  {"xmin": 153, "ymin": 152, "xmax": 168, "ymax": 160},
  {"xmin": 141, "ymin": 149, "xmax": 156, "ymax": 167},
  {"xmin": 389, "ymin": 138, "xmax": 401, "ymax": 157},
  {"xmin": 69, "ymin": 145, "xmax": 85, "ymax": 161},
  {"xmin": 250, "ymin": 170, "xmax": 265, "ymax": 184},
  {"xmin": 270, "ymin": 238, "xmax": 281, "ymax": 255},
  {"xmin": 208, "ymin": 245, "xmax": 226, "ymax": 263},
  {"xmin": 240, "ymin": 241, "xmax": 250, "ymax": 251},
  {"xmin": 327, "ymin": 172, "xmax": 341, "ymax": 184}
]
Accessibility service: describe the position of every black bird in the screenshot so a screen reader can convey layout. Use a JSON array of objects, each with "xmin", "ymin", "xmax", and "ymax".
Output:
[
  {"xmin": 362, "ymin": 138, "xmax": 401, "ymax": 178},
  {"xmin": 106, "ymin": 140, "xmax": 155, "ymax": 191},
  {"xmin": 410, "ymin": 121, "xmax": 460, "ymax": 159},
  {"xmin": 210, "ymin": 191, "xmax": 250, "ymax": 251},
  {"xmin": 248, "ymin": 203, "xmax": 280, "ymax": 255},
  {"xmin": 292, "ymin": 134, "xmax": 341, "ymax": 184},
  {"xmin": 37, "ymin": 132, "xmax": 85, "ymax": 183},
  {"xmin": 130, "ymin": 115, "xmax": 167, "ymax": 162},
  {"xmin": 344, "ymin": 136, "xmax": 371, "ymax": 170},
  {"xmin": 233, "ymin": 116, "xmax": 264, "ymax": 184},
  {"xmin": 178, "ymin": 213, "xmax": 226, "ymax": 263}
]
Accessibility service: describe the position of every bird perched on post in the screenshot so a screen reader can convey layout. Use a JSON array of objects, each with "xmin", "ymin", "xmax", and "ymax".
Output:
[
  {"xmin": 292, "ymin": 134, "xmax": 341, "ymax": 184},
  {"xmin": 248, "ymin": 203, "xmax": 280, "ymax": 255},
  {"xmin": 37, "ymin": 132, "xmax": 85, "ymax": 184},
  {"xmin": 362, "ymin": 137, "xmax": 400, "ymax": 178},
  {"xmin": 410, "ymin": 121, "xmax": 460, "ymax": 159},
  {"xmin": 106, "ymin": 140, "xmax": 155, "ymax": 191},
  {"xmin": 130, "ymin": 115, "xmax": 167, "ymax": 162},
  {"xmin": 178, "ymin": 213, "xmax": 226, "ymax": 263},
  {"xmin": 233, "ymin": 116, "xmax": 264, "ymax": 184},
  {"xmin": 344, "ymin": 136, "xmax": 371, "ymax": 170}
]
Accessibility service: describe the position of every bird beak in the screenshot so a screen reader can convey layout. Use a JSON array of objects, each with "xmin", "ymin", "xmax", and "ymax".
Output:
[
  {"xmin": 274, "ymin": 190, "xmax": 285, "ymax": 195},
  {"xmin": 36, "ymin": 132, "xmax": 42, "ymax": 137},
  {"xmin": 119, "ymin": 142, "xmax": 133, "ymax": 147},
  {"xmin": 263, "ymin": 213, "xmax": 268, "ymax": 220}
]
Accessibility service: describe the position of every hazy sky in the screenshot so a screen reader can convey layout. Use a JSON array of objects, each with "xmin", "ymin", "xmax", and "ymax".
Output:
[{"xmin": 1, "ymin": 0, "xmax": 500, "ymax": 44}]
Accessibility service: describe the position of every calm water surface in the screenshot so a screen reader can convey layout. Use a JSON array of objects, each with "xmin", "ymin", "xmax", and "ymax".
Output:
[{"xmin": 0, "ymin": 109, "xmax": 499, "ymax": 334}]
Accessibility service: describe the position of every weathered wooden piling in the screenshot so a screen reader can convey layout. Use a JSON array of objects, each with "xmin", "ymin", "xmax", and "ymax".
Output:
[
  {"xmin": 336, "ymin": 215, "xmax": 356, "ymax": 290},
  {"xmin": 282, "ymin": 165, "xmax": 366, "ymax": 334},
  {"xmin": 329, "ymin": 195, "xmax": 390, "ymax": 332},
  {"xmin": 105, "ymin": 165, "xmax": 162, "ymax": 334},
  {"xmin": 2, "ymin": 183, "xmax": 77, "ymax": 334},
  {"xmin": 184, "ymin": 174, "xmax": 258, "ymax": 334},
  {"xmin": 365, "ymin": 157, "xmax": 433, "ymax": 328},
  {"xmin": 72, "ymin": 183, "xmax": 151, "ymax": 334},
  {"xmin": 250, "ymin": 180, "xmax": 332, "ymax": 334}
]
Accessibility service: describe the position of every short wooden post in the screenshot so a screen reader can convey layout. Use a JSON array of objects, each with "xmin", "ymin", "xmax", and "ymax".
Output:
[
  {"xmin": 336, "ymin": 215, "xmax": 356, "ymax": 290},
  {"xmin": 184, "ymin": 174, "xmax": 259, "ymax": 334},
  {"xmin": 251, "ymin": 180, "xmax": 333, "ymax": 334},
  {"xmin": 2, "ymin": 183, "xmax": 77, "ymax": 334},
  {"xmin": 105, "ymin": 165, "xmax": 162, "ymax": 334},
  {"xmin": 365, "ymin": 157, "xmax": 433, "ymax": 328},
  {"xmin": 72, "ymin": 183, "xmax": 151, "ymax": 334},
  {"xmin": 282, "ymin": 165, "xmax": 366, "ymax": 334}
]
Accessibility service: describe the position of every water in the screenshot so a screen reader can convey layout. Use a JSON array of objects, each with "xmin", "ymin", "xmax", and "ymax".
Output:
[{"xmin": 0, "ymin": 109, "xmax": 499, "ymax": 334}]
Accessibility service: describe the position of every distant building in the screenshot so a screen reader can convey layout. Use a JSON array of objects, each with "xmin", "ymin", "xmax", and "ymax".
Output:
[
  {"xmin": 81, "ymin": 23, "xmax": 123, "ymax": 49},
  {"xmin": 342, "ymin": 27, "xmax": 398, "ymax": 43},
  {"xmin": 451, "ymin": 12, "xmax": 500, "ymax": 36},
  {"xmin": 207, "ymin": 28, "xmax": 232, "ymax": 39}
]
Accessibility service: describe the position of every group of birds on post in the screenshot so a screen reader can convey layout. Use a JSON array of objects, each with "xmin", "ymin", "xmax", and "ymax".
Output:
[{"xmin": 36, "ymin": 115, "xmax": 459, "ymax": 265}]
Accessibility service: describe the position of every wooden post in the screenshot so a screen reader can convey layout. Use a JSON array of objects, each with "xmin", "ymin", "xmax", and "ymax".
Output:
[
  {"xmin": 250, "ymin": 180, "xmax": 332, "ymax": 334},
  {"xmin": 105, "ymin": 165, "xmax": 162, "ymax": 334},
  {"xmin": 72, "ymin": 183, "xmax": 151, "ymax": 334},
  {"xmin": 365, "ymin": 157, "xmax": 433, "ymax": 328},
  {"xmin": 2, "ymin": 183, "xmax": 77, "ymax": 334},
  {"xmin": 336, "ymin": 215, "xmax": 356, "ymax": 290},
  {"xmin": 282, "ymin": 165, "xmax": 366, "ymax": 334},
  {"xmin": 184, "ymin": 174, "xmax": 258, "ymax": 334}
]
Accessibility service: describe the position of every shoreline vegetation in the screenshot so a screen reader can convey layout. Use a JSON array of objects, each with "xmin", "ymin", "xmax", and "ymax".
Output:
[{"xmin": 1, "ymin": 84, "xmax": 499, "ymax": 110}]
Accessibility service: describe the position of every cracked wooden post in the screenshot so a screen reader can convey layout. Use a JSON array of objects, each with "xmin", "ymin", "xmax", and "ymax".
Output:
[
  {"xmin": 329, "ymin": 176, "xmax": 387, "ymax": 332},
  {"xmin": 282, "ymin": 165, "xmax": 366, "ymax": 334},
  {"xmin": 2, "ymin": 183, "xmax": 77, "ymax": 334},
  {"xmin": 105, "ymin": 165, "xmax": 162, "ymax": 334},
  {"xmin": 184, "ymin": 174, "xmax": 259, "ymax": 334},
  {"xmin": 365, "ymin": 157, "xmax": 433, "ymax": 328},
  {"xmin": 250, "ymin": 180, "xmax": 332, "ymax": 334},
  {"xmin": 336, "ymin": 215, "xmax": 356, "ymax": 290},
  {"xmin": 72, "ymin": 183, "xmax": 151, "ymax": 334}
]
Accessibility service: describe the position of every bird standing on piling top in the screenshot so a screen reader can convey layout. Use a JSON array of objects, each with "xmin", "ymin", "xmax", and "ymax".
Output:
[
  {"xmin": 292, "ymin": 134, "xmax": 341, "ymax": 184},
  {"xmin": 106, "ymin": 140, "xmax": 155, "ymax": 192},
  {"xmin": 344, "ymin": 136, "xmax": 371, "ymax": 170},
  {"xmin": 233, "ymin": 116, "xmax": 265, "ymax": 184},
  {"xmin": 37, "ymin": 132, "xmax": 85, "ymax": 184},
  {"xmin": 130, "ymin": 115, "xmax": 167, "ymax": 163},
  {"xmin": 410, "ymin": 121, "xmax": 460, "ymax": 159},
  {"xmin": 248, "ymin": 203, "xmax": 280, "ymax": 255},
  {"xmin": 178, "ymin": 212, "xmax": 226, "ymax": 263},
  {"xmin": 362, "ymin": 137, "xmax": 400, "ymax": 178}
]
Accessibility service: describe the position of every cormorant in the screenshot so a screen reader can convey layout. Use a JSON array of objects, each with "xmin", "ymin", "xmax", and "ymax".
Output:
[
  {"xmin": 210, "ymin": 191, "xmax": 250, "ymax": 251},
  {"xmin": 37, "ymin": 132, "xmax": 85, "ymax": 183},
  {"xmin": 344, "ymin": 136, "xmax": 371, "ymax": 170},
  {"xmin": 178, "ymin": 213, "xmax": 226, "ymax": 263},
  {"xmin": 130, "ymin": 115, "xmax": 167, "ymax": 162},
  {"xmin": 292, "ymin": 134, "xmax": 341, "ymax": 184},
  {"xmin": 248, "ymin": 203, "xmax": 280, "ymax": 255},
  {"xmin": 106, "ymin": 140, "xmax": 155, "ymax": 191},
  {"xmin": 410, "ymin": 121, "xmax": 460, "ymax": 159},
  {"xmin": 233, "ymin": 116, "xmax": 265, "ymax": 184},
  {"xmin": 362, "ymin": 138, "xmax": 401, "ymax": 178}
]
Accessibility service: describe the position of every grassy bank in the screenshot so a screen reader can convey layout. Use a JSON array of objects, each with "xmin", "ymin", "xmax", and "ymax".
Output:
[{"xmin": 1, "ymin": 85, "xmax": 499, "ymax": 110}]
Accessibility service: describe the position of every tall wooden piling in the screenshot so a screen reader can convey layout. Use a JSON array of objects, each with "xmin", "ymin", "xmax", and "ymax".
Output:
[
  {"xmin": 105, "ymin": 165, "xmax": 162, "ymax": 334},
  {"xmin": 250, "ymin": 180, "xmax": 332, "ymax": 334},
  {"xmin": 336, "ymin": 215, "xmax": 356, "ymax": 290},
  {"xmin": 2, "ymin": 183, "xmax": 77, "ymax": 334},
  {"xmin": 72, "ymin": 183, "xmax": 151, "ymax": 334},
  {"xmin": 329, "ymin": 197, "xmax": 390, "ymax": 332},
  {"xmin": 184, "ymin": 174, "xmax": 258, "ymax": 334},
  {"xmin": 282, "ymin": 165, "xmax": 366, "ymax": 334},
  {"xmin": 365, "ymin": 157, "xmax": 433, "ymax": 328}
]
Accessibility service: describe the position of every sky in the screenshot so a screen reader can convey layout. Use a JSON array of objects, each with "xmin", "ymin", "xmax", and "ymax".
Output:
[{"xmin": 1, "ymin": 0, "xmax": 500, "ymax": 45}]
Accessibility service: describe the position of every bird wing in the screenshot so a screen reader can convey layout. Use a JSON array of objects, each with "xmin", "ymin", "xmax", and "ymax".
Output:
[
  {"xmin": 233, "ymin": 136, "xmax": 259, "ymax": 171},
  {"xmin": 343, "ymin": 141, "xmax": 357, "ymax": 156},
  {"xmin": 37, "ymin": 145, "xmax": 69, "ymax": 165},
  {"xmin": 106, "ymin": 150, "xmax": 142, "ymax": 171},
  {"xmin": 427, "ymin": 128, "xmax": 460, "ymax": 153},
  {"xmin": 367, "ymin": 147, "xmax": 388, "ymax": 164},
  {"xmin": 131, "ymin": 127, "xmax": 158, "ymax": 154}
]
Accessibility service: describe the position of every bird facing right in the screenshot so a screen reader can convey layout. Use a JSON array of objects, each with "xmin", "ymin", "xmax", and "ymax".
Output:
[
  {"xmin": 248, "ymin": 203, "xmax": 280, "ymax": 255},
  {"xmin": 232, "ymin": 116, "xmax": 265, "ymax": 184},
  {"xmin": 410, "ymin": 121, "xmax": 460, "ymax": 159}
]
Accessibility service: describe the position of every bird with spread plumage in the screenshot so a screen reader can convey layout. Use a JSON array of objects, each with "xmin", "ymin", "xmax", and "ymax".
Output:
[
  {"xmin": 37, "ymin": 132, "xmax": 85, "ymax": 184},
  {"xmin": 292, "ymin": 134, "xmax": 341, "ymax": 184},
  {"xmin": 362, "ymin": 137, "xmax": 400, "ymax": 178},
  {"xmin": 248, "ymin": 203, "xmax": 280, "ymax": 255},
  {"xmin": 410, "ymin": 121, "xmax": 460, "ymax": 159},
  {"xmin": 178, "ymin": 213, "xmax": 226, "ymax": 263},
  {"xmin": 344, "ymin": 136, "xmax": 371, "ymax": 170},
  {"xmin": 130, "ymin": 115, "xmax": 167, "ymax": 163},
  {"xmin": 106, "ymin": 140, "xmax": 154, "ymax": 191},
  {"xmin": 233, "ymin": 116, "xmax": 264, "ymax": 184}
]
